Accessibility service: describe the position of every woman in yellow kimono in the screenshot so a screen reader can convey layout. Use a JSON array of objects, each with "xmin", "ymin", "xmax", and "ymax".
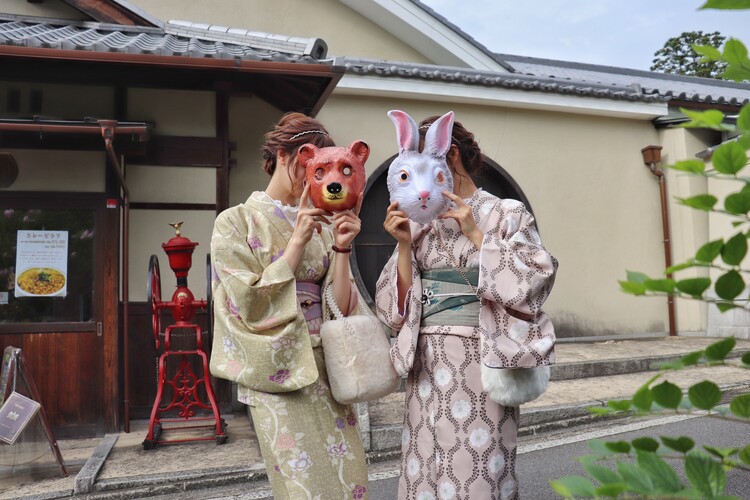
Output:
[{"xmin": 210, "ymin": 113, "xmax": 369, "ymax": 499}]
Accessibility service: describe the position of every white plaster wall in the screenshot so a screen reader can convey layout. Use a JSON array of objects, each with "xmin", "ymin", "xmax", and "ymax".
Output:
[
  {"xmin": 319, "ymin": 94, "xmax": 672, "ymax": 337},
  {"xmin": 127, "ymin": 165, "xmax": 216, "ymax": 204},
  {"xmin": 128, "ymin": 88, "xmax": 215, "ymax": 137},
  {"xmin": 2, "ymin": 149, "xmax": 105, "ymax": 192},
  {"xmin": 128, "ymin": 0, "xmax": 431, "ymax": 63},
  {"xmin": 128, "ymin": 210, "xmax": 215, "ymax": 302}
]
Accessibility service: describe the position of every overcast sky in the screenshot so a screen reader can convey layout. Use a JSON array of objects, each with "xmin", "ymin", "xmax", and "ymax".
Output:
[{"xmin": 420, "ymin": 0, "xmax": 748, "ymax": 71}]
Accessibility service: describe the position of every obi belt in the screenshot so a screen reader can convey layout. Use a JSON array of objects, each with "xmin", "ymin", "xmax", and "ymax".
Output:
[
  {"xmin": 420, "ymin": 267, "xmax": 480, "ymax": 327},
  {"xmin": 296, "ymin": 281, "xmax": 322, "ymax": 335}
]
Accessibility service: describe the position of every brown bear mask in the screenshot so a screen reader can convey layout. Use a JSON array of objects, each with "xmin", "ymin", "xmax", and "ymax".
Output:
[{"xmin": 299, "ymin": 140, "xmax": 369, "ymax": 212}]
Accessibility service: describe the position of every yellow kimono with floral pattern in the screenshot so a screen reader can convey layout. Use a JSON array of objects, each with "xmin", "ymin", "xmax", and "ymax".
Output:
[{"xmin": 210, "ymin": 192, "xmax": 368, "ymax": 500}]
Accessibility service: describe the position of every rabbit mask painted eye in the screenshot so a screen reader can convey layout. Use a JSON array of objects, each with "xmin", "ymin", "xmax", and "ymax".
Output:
[{"xmin": 386, "ymin": 110, "xmax": 455, "ymax": 225}]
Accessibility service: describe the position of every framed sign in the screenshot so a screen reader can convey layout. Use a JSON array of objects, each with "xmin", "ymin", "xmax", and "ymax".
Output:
[
  {"xmin": 14, "ymin": 230, "xmax": 69, "ymax": 298},
  {"xmin": 0, "ymin": 391, "xmax": 41, "ymax": 444}
]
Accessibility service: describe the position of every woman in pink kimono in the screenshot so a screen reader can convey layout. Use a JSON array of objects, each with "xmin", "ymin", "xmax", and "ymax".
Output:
[
  {"xmin": 375, "ymin": 116, "xmax": 558, "ymax": 499},
  {"xmin": 210, "ymin": 113, "xmax": 369, "ymax": 499}
]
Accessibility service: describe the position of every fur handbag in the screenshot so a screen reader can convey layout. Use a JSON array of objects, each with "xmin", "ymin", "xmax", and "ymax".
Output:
[
  {"xmin": 321, "ymin": 284, "xmax": 400, "ymax": 404},
  {"xmin": 481, "ymin": 365, "xmax": 551, "ymax": 407}
]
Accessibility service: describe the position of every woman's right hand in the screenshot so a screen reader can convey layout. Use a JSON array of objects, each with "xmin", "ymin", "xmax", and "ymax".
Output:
[
  {"xmin": 383, "ymin": 201, "xmax": 411, "ymax": 246},
  {"xmin": 289, "ymin": 184, "xmax": 331, "ymax": 249}
]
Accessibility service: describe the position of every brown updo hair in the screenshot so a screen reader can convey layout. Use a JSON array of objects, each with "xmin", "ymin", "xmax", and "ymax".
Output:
[
  {"xmin": 418, "ymin": 115, "xmax": 484, "ymax": 176},
  {"xmin": 261, "ymin": 112, "xmax": 335, "ymax": 176}
]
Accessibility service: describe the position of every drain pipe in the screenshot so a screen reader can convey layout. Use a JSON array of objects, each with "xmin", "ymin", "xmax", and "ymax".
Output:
[
  {"xmin": 100, "ymin": 121, "xmax": 132, "ymax": 432},
  {"xmin": 641, "ymin": 145, "xmax": 677, "ymax": 337}
]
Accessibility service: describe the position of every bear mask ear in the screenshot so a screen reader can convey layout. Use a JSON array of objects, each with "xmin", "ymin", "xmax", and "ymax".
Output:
[
  {"xmin": 348, "ymin": 140, "xmax": 370, "ymax": 164},
  {"xmin": 297, "ymin": 144, "xmax": 319, "ymax": 167}
]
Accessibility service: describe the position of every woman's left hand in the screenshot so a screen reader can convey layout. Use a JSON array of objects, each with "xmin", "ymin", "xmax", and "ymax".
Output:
[
  {"xmin": 440, "ymin": 190, "xmax": 483, "ymax": 249},
  {"xmin": 333, "ymin": 193, "xmax": 363, "ymax": 249}
]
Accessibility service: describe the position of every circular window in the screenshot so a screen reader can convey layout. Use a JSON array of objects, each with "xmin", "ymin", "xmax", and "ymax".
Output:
[{"xmin": 352, "ymin": 155, "xmax": 534, "ymax": 307}]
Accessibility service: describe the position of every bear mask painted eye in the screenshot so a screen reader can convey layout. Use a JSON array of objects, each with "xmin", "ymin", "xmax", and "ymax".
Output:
[
  {"xmin": 399, "ymin": 170, "xmax": 409, "ymax": 182},
  {"xmin": 342, "ymin": 166, "xmax": 352, "ymax": 176},
  {"xmin": 314, "ymin": 168, "xmax": 325, "ymax": 180}
]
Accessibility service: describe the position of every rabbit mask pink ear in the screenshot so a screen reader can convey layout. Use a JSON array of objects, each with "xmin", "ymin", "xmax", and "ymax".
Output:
[
  {"xmin": 387, "ymin": 110, "xmax": 419, "ymax": 153},
  {"xmin": 423, "ymin": 111, "xmax": 454, "ymax": 158}
]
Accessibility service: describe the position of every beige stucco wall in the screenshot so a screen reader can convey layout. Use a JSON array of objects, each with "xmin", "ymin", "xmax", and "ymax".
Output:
[
  {"xmin": 128, "ymin": 210, "xmax": 215, "ymax": 302},
  {"xmin": 128, "ymin": 0, "xmax": 431, "ymax": 64},
  {"xmin": 0, "ymin": 0, "xmax": 85, "ymax": 20},
  {"xmin": 3, "ymin": 149, "xmax": 105, "ymax": 192},
  {"xmin": 313, "ymin": 94, "xmax": 675, "ymax": 337}
]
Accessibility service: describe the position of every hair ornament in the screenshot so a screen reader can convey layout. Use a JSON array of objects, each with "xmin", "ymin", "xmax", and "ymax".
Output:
[{"xmin": 290, "ymin": 130, "xmax": 329, "ymax": 140}]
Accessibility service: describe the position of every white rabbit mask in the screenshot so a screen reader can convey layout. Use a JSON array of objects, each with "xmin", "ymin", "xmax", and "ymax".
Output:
[{"xmin": 386, "ymin": 110, "xmax": 454, "ymax": 225}]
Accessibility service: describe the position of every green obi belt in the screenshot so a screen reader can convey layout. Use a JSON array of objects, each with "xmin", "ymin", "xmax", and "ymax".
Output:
[{"xmin": 420, "ymin": 267, "xmax": 480, "ymax": 327}]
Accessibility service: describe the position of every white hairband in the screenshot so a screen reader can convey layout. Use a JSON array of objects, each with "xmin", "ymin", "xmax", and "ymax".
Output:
[{"xmin": 290, "ymin": 130, "xmax": 329, "ymax": 140}]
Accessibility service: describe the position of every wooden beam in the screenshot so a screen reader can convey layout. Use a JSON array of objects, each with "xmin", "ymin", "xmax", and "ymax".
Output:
[
  {"xmin": 126, "ymin": 136, "xmax": 224, "ymax": 167},
  {"xmin": 59, "ymin": 0, "xmax": 155, "ymax": 26}
]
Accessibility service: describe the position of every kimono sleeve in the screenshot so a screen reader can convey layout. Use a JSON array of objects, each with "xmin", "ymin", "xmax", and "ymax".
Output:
[
  {"xmin": 375, "ymin": 243, "xmax": 423, "ymax": 377},
  {"xmin": 210, "ymin": 209, "xmax": 298, "ymax": 331},
  {"xmin": 477, "ymin": 199, "xmax": 557, "ymax": 316}
]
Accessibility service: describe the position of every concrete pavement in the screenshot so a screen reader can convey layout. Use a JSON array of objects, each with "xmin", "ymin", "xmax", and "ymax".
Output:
[{"xmin": 2, "ymin": 335, "xmax": 749, "ymax": 499}]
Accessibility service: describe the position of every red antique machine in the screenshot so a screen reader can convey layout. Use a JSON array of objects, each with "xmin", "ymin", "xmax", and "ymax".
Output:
[{"xmin": 142, "ymin": 222, "xmax": 227, "ymax": 449}]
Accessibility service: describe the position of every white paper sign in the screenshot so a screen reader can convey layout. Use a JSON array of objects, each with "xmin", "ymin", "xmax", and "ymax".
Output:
[{"xmin": 15, "ymin": 231, "xmax": 68, "ymax": 298}]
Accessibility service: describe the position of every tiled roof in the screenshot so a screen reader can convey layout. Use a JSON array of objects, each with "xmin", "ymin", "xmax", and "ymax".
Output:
[
  {"xmin": 0, "ymin": 14, "xmax": 329, "ymax": 63},
  {"xmin": 337, "ymin": 57, "xmax": 667, "ymax": 104},
  {"xmin": 499, "ymin": 54, "xmax": 750, "ymax": 106},
  {"xmin": 406, "ymin": 0, "xmax": 750, "ymax": 106}
]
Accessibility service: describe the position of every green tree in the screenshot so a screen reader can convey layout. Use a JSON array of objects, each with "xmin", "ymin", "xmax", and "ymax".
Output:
[
  {"xmin": 552, "ymin": 1, "xmax": 750, "ymax": 497},
  {"xmin": 651, "ymin": 31, "xmax": 728, "ymax": 78}
]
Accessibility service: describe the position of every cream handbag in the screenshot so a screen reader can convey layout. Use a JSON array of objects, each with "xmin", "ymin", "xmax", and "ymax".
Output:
[{"xmin": 321, "ymin": 284, "xmax": 400, "ymax": 404}]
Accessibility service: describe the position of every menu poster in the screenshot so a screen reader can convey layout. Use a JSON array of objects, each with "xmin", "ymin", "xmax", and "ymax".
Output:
[
  {"xmin": 14, "ymin": 231, "xmax": 68, "ymax": 298},
  {"xmin": 0, "ymin": 391, "xmax": 41, "ymax": 445}
]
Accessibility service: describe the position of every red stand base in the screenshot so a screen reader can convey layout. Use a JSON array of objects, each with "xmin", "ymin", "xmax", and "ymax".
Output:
[{"xmin": 142, "ymin": 324, "xmax": 227, "ymax": 450}]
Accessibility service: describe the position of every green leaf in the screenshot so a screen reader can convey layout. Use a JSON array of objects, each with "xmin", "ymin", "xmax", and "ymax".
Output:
[
  {"xmin": 605, "ymin": 440, "xmax": 632, "ymax": 454},
  {"xmin": 712, "ymin": 141, "xmax": 748, "ymax": 175},
  {"xmin": 694, "ymin": 43, "xmax": 723, "ymax": 60},
  {"xmin": 589, "ymin": 439, "xmax": 615, "ymax": 456},
  {"xmin": 724, "ymin": 190, "xmax": 750, "ymax": 214},
  {"xmin": 637, "ymin": 449, "xmax": 684, "ymax": 493},
  {"xmin": 616, "ymin": 461, "xmax": 654, "ymax": 493},
  {"xmin": 632, "ymin": 385, "xmax": 654, "ymax": 411},
  {"xmin": 667, "ymin": 260, "xmax": 699, "ymax": 273},
  {"xmin": 584, "ymin": 463, "xmax": 621, "ymax": 485},
  {"xmin": 724, "ymin": 64, "xmax": 750, "ymax": 82},
  {"xmin": 696, "ymin": 240, "xmax": 724, "ymax": 262},
  {"xmin": 662, "ymin": 435, "xmax": 695, "ymax": 453},
  {"xmin": 742, "ymin": 351, "xmax": 750, "ymax": 366},
  {"xmin": 632, "ymin": 437, "xmax": 659, "ymax": 452},
  {"xmin": 595, "ymin": 483, "xmax": 628, "ymax": 498},
  {"xmin": 701, "ymin": 0, "xmax": 750, "ymax": 9},
  {"xmin": 652, "ymin": 380, "xmax": 683, "ymax": 409},
  {"xmin": 737, "ymin": 104, "xmax": 750, "ymax": 133},
  {"xmin": 671, "ymin": 159, "xmax": 707, "ymax": 173},
  {"xmin": 739, "ymin": 445, "xmax": 750, "ymax": 465},
  {"xmin": 681, "ymin": 108, "xmax": 726, "ymax": 128},
  {"xmin": 682, "ymin": 351, "xmax": 704, "ymax": 366},
  {"xmin": 589, "ymin": 406, "xmax": 613, "ymax": 415},
  {"xmin": 704, "ymin": 445, "xmax": 738, "ymax": 459},
  {"xmin": 644, "ymin": 278, "xmax": 676, "ymax": 293},
  {"xmin": 679, "ymin": 194, "xmax": 718, "ymax": 211},
  {"xmin": 717, "ymin": 302, "xmax": 742, "ymax": 312},
  {"xmin": 676, "ymin": 277, "xmax": 712, "ymax": 298},
  {"xmin": 550, "ymin": 476, "xmax": 597, "ymax": 498},
  {"xmin": 723, "ymin": 38, "xmax": 749, "ymax": 66},
  {"xmin": 685, "ymin": 451, "xmax": 726, "ymax": 498},
  {"xmin": 720, "ymin": 233, "xmax": 748, "ymax": 265},
  {"xmin": 715, "ymin": 271, "xmax": 745, "ymax": 300},
  {"xmin": 688, "ymin": 380, "xmax": 722, "ymax": 410},
  {"xmin": 620, "ymin": 280, "xmax": 646, "ymax": 295},
  {"xmin": 705, "ymin": 337, "xmax": 736, "ymax": 361},
  {"xmin": 626, "ymin": 270, "xmax": 650, "ymax": 283},
  {"xmin": 607, "ymin": 399, "xmax": 632, "ymax": 412},
  {"xmin": 729, "ymin": 393, "xmax": 750, "ymax": 418}
]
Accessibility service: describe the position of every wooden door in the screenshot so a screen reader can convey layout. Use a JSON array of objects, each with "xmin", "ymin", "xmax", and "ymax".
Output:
[{"xmin": 0, "ymin": 192, "xmax": 118, "ymax": 436}]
